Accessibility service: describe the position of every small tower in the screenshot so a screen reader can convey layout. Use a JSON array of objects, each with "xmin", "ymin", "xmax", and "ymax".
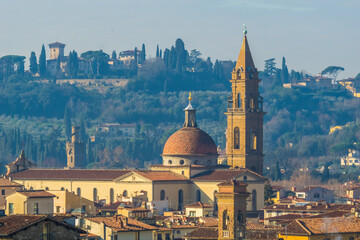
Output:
[
  {"xmin": 66, "ymin": 126, "xmax": 85, "ymax": 169},
  {"xmin": 49, "ymin": 42, "xmax": 66, "ymax": 60},
  {"xmin": 225, "ymin": 27, "xmax": 265, "ymax": 174},
  {"xmin": 183, "ymin": 92, "xmax": 198, "ymax": 128},
  {"xmin": 216, "ymin": 179, "xmax": 249, "ymax": 240}
]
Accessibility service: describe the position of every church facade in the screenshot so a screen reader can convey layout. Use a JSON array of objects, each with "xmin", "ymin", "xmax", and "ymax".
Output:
[{"xmin": 6, "ymin": 33, "xmax": 267, "ymax": 214}]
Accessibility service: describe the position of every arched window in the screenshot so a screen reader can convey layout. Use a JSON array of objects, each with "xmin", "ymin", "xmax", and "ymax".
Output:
[
  {"xmin": 110, "ymin": 188, "xmax": 114, "ymax": 204},
  {"xmin": 179, "ymin": 160, "xmax": 185, "ymax": 165},
  {"xmin": 250, "ymin": 96, "xmax": 254, "ymax": 109},
  {"xmin": 45, "ymin": 187, "xmax": 49, "ymax": 190},
  {"xmin": 252, "ymin": 189, "xmax": 257, "ymax": 211},
  {"xmin": 123, "ymin": 190, "xmax": 128, "ymax": 197},
  {"xmin": 93, "ymin": 188, "xmax": 98, "ymax": 202},
  {"xmin": 237, "ymin": 210, "xmax": 244, "ymax": 223},
  {"xmin": 223, "ymin": 210, "xmax": 229, "ymax": 230},
  {"xmin": 77, "ymin": 188, "xmax": 81, "ymax": 197},
  {"xmin": 237, "ymin": 93, "xmax": 241, "ymax": 108},
  {"xmin": 251, "ymin": 134, "xmax": 257, "ymax": 150},
  {"xmin": 178, "ymin": 189, "xmax": 184, "ymax": 211},
  {"xmin": 234, "ymin": 127, "xmax": 240, "ymax": 149},
  {"xmin": 196, "ymin": 190, "xmax": 201, "ymax": 202},
  {"xmin": 160, "ymin": 190, "xmax": 165, "ymax": 200},
  {"xmin": 60, "ymin": 187, "xmax": 65, "ymax": 191},
  {"xmin": 168, "ymin": 160, "xmax": 172, "ymax": 164}
]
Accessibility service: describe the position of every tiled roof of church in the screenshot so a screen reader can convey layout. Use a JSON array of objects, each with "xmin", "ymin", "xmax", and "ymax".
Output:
[
  {"xmin": 0, "ymin": 178, "xmax": 22, "ymax": 187},
  {"xmin": 9, "ymin": 169, "xmax": 131, "ymax": 181},
  {"xmin": 184, "ymin": 202, "xmax": 213, "ymax": 208},
  {"xmin": 16, "ymin": 190, "xmax": 55, "ymax": 198},
  {"xmin": 191, "ymin": 169, "xmax": 267, "ymax": 181},
  {"xmin": 162, "ymin": 127, "xmax": 218, "ymax": 156},
  {"xmin": 134, "ymin": 170, "xmax": 188, "ymax": 181}
]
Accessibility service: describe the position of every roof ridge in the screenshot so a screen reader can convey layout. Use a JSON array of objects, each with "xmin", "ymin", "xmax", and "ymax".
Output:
[{"xmin": 295, "ymin": 219, "xmax": 313, "ymax": 235}]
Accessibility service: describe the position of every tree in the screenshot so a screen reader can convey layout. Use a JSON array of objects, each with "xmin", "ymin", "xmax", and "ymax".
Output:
[
  {"xmin": 111, "ymin": 50, "xmax": 117, "ymax": 60},
  {"xmin": 29, "ymin": 52, "xmax": 38, "ymax": 75},
  {"xmin": 264, "ymin": 182, "xmax": 274, "ymax": 206},
  {"xmin": 156, "ymin": 44, "xmax": 159, "ymax": 58},
  {"xmin": 274, "ymin": 161, "xmax": 282, "ymax": 181},
  {"xmin": 356, "ymin": 73, "xmax": 360, "ymax": 80},
  {"xmin": 321, "ymin": 66, "xmax": 344, "ymax": 83},
  {"xmin": 39, "ymin": 44, "xmax": 47, "ymax": 78},
  {"xmin": 190, "ymin": 49, "xmax": 201, "ymax": 65},
  {"xmin": 64, "ymin": 105, "xmax": 72, "ymax": 141},
  {"xmin": 79, "ymin": 118, "xmax": 86, "ymax": 141},
  {"xmin": 169, "ymin": 46, "xmax": 177, "ymax": 70},
  {"xmin": 281, "ymin": 57, "xmax": 289, "ymax": 83},
  {"xmin": 159, "ymin": 49, "xmax": 162, "ymax": 58},
  {"xmin": 67, "ymin": 50, "xmax": 79, "ymax": 78},
  {"xmin": 163, "ymin": 48, "xmax": 170, "ymax": 67},
  {"xmin": 81, "ymin": 50, "xmax": 109, "ymax": 76},
  {"xmin": 140, "ymin": 44, "xmax": 146, "ymax": 63},
  {"xmin": 175, "ymin": 38, "xmax": 186, "ymax": 72},
  {"xmin": 264, "ymin": 58, "xmax": 276, "ymax": 77}
]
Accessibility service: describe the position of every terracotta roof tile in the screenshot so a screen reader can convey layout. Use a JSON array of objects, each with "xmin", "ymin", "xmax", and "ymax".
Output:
[
  {"xmin": 192, "ymin": 169, "xmax": 267, "ymax": 181},
  {"xmin": 184, "ymin": 202, "xmax": 212, "ymax": 209},
  {"xmin": 283, "ymin": 217, "xmax": 360, "ymax": 235},
  {"xmin": 86, "ymin": 216, "xmax": 158, "ymax": 232},
  {"xmin": 134, "ymin": 171, "xmax": 188, "ymax": 181},
  {"xmin": 265, "ymin": 213, "xmax": 311, "ymax": 221},
  {"xmin": 264, "ymin": 203, "xmax": 356, "ymax": 212},
  {"xmin": 10, "ymin": 169, "xmax": 130, "ymax": 181},
  {"xmin": 162, "ymin": 127, "xmax": 218, "ymax": 155},
  {"xmin": 185, "ymin": 227, "xmax": 218, "ymax": 239},
  {"xmin": 16, "ymin": 190, "xmax": 55, "ymax": 198},
  {"xmin": 0, "ymin": 178, "xmax": 22, "ymax": 187}
]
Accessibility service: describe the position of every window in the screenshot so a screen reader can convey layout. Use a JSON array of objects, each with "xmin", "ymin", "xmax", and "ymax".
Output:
[
  {"xmin": 179, "ymin": 160, "xmax": 185, "ymax": 165},
  {"xmin": 157, "ymin": 233, "xmax": 163, "ymax": 240},
  {"xmin": 234, "ymin": 127, "xmax": 240, "ymax": 149},
  {"xmin": 237, "ymin": 210, "xmax": 244, "ymax": 223},
  {"xmin": 45, "ymin": 187, "xmax": 49, "ymax": 191},
  {"xmin": 93, "ymin": 188, "xmax": 98, "ymax": 202},
  {"xmin": 82, "ymin": 205, "xmax": 86, "ymax": 212},
  {"xmin": 60, "ymin": 187, "xmax": 65, "ymax": 191},
  {"xmin": 223, "ymin": 210, "xmax": 229, "ymax": 230},
  {"xmin": 123, "ymin": 190, "xmax": 128, "ymax": 197},
  {"xmin": 110, "ymin": 188, "xmax": 114, "ymax": 204},
  {"xmin": 114, "ymin": 235, "xmax": 118, "ymax": 240},
  {"xmin": 190, "ymin": 211, "xmax": 196, "ymax": 217},
  {"xmin": 1, "ymin": 190, "xmax": 5, "ymax": 195},
  {"xmin": 77, "ymin": 187, "xmax": 81, "ymax": 196},
  {"xmin": 8, "ymin": 203, "xmax": 14, "ymax": 215},
  {"xmin": 34, "ymin": 203, "xmax": 39, "ymax": 214},
  {"xmin": 165, "ymin": 233, "xmax": 171, "ymax": 240},
  {"xmin": 243, "ymin": 176, "xmax": 247, "ymax": 181},
  {"xmin": 168, "ymin": 160, "xmax": 172, "ymax": 164},
  {"xmin": 251, "ymin": 133, "xmax": 257, "ymax": 150},
  {"xmin": 214, "ymin": 191, "xmax": 218, "ymax": 212},
  {"xmin": 56, "ymin": 206, "xmax": 61, "ymax": 213},
  {"xmin": 160, "ymin": 190, "xmax": 166, "ymax": 200},
  {"xmin": 43, "ymin": 222, "xmax": 50, "ymax": 240},
  {"xmin": 314, "ymin": 193, "xmax": 320, "ymax": 199},
  {"xmin": 237, "ymin": 93, "xmax": 241, "ymax": 108},
  {"xmin": 252, "ymin": 190, "xmax": 257, "ymax": 211},
  {"xmin": 178, "ymin": 189, "xmax": 184, "ymax": 211},
  {"xmin": 196, "ymin": 190, "xmax": 201, "ymax": 202}
]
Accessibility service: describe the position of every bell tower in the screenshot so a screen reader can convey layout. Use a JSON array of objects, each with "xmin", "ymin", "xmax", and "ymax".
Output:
[
  {"xmin": 216, "ymin": 179, "xmax": 249, "ymax": 240},
  {"xmin": 225, "ymin": 28, "xmax": 265, "ymax": 174},
  {"xmin": 66, "ymin": 126, "xmax": 85, "ymax": 169}
]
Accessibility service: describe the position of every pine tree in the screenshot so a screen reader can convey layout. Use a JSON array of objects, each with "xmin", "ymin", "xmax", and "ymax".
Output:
[
  {"xmin": 111, "ymin": 50, "xmax": 117, "ymax": 60},
  {"xmin": 156, "ymin": 44, "xmax": 159, "ymax": 58},
  {"xmin": 29, "ymin": 52, "xmax": 38, "ymax": 75},
  {"xmin": 64, "ymin": 106, "xmax": 72, "ymax": 141},
  {"xmin": 39, "ymin": 44, "xmax": 47, "ymax": 78},
  {"xmin": 264, "ymin": 58, "xmax": 276, "ymax": 77}
]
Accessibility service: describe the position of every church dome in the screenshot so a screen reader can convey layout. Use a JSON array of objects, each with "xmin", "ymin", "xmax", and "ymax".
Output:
[{"xmin": 163, "ymin": 127, "xmax": 218, "ymax": 156}]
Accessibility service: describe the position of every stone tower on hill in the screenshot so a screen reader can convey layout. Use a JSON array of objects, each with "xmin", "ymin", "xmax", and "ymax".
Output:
[
  {"xmin": 225, "ymin": 31, "xmax": 265, "ymax": 174},
  {"xmin": 66, "ymin": 126, "xmax": 85, "ymax": 169}
]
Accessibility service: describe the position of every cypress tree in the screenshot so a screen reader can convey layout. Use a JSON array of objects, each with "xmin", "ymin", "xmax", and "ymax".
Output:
[
  {"xmin": 134, "ymin": 47, "xmax": 138, "ymax": 64},
  {"xmin": 274, "ymin": 161, "xmax": 281, "ymax": 181},
  {"xmin": 156, "ymin": 44, "xmax": 159, "ymax": 58},
  {"xmin": 29, "ymin": 52, "xmax": 38, "ymax": 75},
  {"xmin": 39, "ymin": 44, "xmax": 47, "ymax": 78},
  {"xmin": 169, "ymin": 46, "xmax": 177, "ymax": 70},
  {"xmin": 281, "ymin": 57, "xmax": 289, "ymax": 83},
  {"xmin": 141, "ymin": 44, "xmax": 146, "ymax": 63},
  {"xmin": 175, "ymin": 38, "xmax": 185, "ymax": 72},
  {"xmin": 64, "ymin": 106, "xmax": 72, "ymax": 141},
  {"xmin": 159, "ymin": 49, "xmax": 162, "ymax": 58},
  {"xmin": 111, "ymin": 50, "xmax": 117, "ymax": 60},
  {"xmin": 79, "ymin": 118, "xmax": 86, "ymax": 141},
  {"xmin": 163, "ymin": 48, "xmax": 170, "ymax": 67}
]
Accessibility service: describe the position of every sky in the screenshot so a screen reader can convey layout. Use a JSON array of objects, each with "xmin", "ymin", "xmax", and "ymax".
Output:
[{"xmin": 0, "ymin": 0, "xmax": 359, "ymax": 78}]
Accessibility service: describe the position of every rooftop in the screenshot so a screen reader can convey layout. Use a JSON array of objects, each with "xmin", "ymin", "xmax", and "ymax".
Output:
[
  {"xmin": 15, "ymin": 190, "xmax": 55, "ymax": 198},
  {"xmin": 184, "ymin": 202, "xmax": 213, "ymax": 209},
  {"xmin": 0, "ymin": 178, "xmax": 22, "ymax": 187},
  {"xmin": 191, "ymin": 168, "xmax": 267, "ymax": 181}
]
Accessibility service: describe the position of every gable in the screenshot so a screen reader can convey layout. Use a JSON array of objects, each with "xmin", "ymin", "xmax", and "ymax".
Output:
[{"xmin": 113, "ymin": 171, "xmax": 153, "ymax": 183}]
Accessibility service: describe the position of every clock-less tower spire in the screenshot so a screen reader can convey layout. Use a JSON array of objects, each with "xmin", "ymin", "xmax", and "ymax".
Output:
[{"xmin": 225, "ymin": 29, "xmax": 265, "ymax": 174}]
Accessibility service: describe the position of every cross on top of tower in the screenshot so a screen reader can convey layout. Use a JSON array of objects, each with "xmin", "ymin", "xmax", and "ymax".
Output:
[{"xmin": 243, "ymin": 24, "xmax": 247, "ymax": 35}]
